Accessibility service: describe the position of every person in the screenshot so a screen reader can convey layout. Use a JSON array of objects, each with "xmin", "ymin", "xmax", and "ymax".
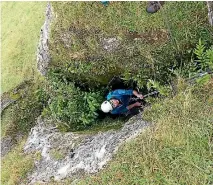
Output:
[
  {"xmin": 101, "ymin": 89, "xmax": 144, "ymax": 115},
  {"xmin": 146, "ymin": 1, "xmax": 165, "ymax": 14}
]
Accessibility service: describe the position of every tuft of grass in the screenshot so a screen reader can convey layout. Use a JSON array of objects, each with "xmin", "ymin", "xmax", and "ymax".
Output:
[
  {"xmin": 1, "ymin": 138, "xmax": 35, "ymax": 185},
  {"xmin": 79, "ymin": 78, "xmax": 213, "ymax": 185},
  {"xmin": 1, "ymin": 2, "xmax": 46, "ymax": 93},
  {"xmin": 49, "ymin": 149, "xmax": 65, "ymax": 160}
]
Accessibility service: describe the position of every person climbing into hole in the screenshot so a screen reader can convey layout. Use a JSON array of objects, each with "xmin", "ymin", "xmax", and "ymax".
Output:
[
  {"xmin": 101, "ymin": 88, "xmax": 144, "ymax": 115},
  {"xmin": 98, "ymin": 77, "xmax": 158, "ymax": 118}
]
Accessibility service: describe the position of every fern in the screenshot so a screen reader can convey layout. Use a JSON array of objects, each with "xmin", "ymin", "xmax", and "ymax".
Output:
[
  {"xmin": 193, "ymin": 39, "xmax": 213, "ymax": 72},
  {"xmin": 194, "ymin": 39, "xmax": 205, "ymax": 62},
  {"xmin": 205, "ymin": 48, "xmax": 213, "ymax": 70}
]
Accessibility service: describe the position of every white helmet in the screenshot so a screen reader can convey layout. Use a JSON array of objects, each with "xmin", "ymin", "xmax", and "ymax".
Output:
[{"xmin": 101, "ymin": 101, "xmax": 113, "ymax": 113}]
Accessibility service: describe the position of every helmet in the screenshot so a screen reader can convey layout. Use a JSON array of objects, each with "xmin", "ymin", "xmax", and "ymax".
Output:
[{"xmin": 101, "ymin": 101, "xmax": 113, "ymax": 113}]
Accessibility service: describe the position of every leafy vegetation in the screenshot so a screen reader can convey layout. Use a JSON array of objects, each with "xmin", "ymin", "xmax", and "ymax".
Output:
[
  {"xmin": 1, "ymin": 2, "xmax": 46, "ymax": 93},
  {"xmin": 41, "ymin": 70, "xmax": 105, "ymax": 131},
  {"xmin": 43, "ymin": 1, "xmax": 213, "ymax": 131}
]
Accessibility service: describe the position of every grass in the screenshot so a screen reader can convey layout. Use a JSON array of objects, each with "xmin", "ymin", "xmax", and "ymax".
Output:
[
  {"xmin": 1, "ymin": 138, "xmax": 35, "ymax": 185},
  {"xmin": 78, "ymin": 78, "xmax": 213, "ymax": 185},
  {"xmin": 50, "ymin": 1, "xmax": 212, "ymax": 60},
  {"xmin": 49, "ymin": 2, "xmax": 213, "ymax": 87},
  {"xmin": 1, "ymin": 79, "xmax": 49, "ymax": 138},
  {"xmin": 1, "ymin": 2, "xmax": 46, "ymax": 93},
  {"xmin": 49, "ymin": 149, "xmax": 65, "ymax": 160}
]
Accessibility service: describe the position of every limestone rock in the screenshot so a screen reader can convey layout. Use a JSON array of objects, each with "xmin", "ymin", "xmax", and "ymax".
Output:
[
  {"xmin": 207, "ymin": 1, "xmax": 213, "ymax": 26},
  {"xmin": 24, "ymin": 115, "xmax": 150, "ymax": 184},
  {"xmin": 37, "ymin": 2, "xmax": 53, "ymax": 76},
  {"xmin": 0, "ymin": 137, "xmax": 14, "ymax": 157}
]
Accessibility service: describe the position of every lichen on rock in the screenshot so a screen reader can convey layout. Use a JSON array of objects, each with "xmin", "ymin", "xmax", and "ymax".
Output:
[{"xmin": 24, "ymin": 115, "xmax": 150, "ymax": 184}]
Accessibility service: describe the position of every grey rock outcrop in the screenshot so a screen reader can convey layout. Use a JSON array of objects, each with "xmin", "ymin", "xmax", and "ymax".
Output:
[
  {"xmin": 1, "ymin": 97, "xmax": 16, "ymax": 113},
  {"xmin": 1, "ymin": 133, "xmax": 24, "ymax": 157},
  {"xmin": 1, "ymin": 137, "xmax": 14, "ymax": 157},
  {"xmin": 24, "ymin": 115, "xmax": 150, "ymax": 184},
  {"xmin": 37, "ymin": 2, "xmax": 53, "ymax": 75},
  {"xmin": 207, "ymin": 1, "xmax": 213, "ymax": 26}
]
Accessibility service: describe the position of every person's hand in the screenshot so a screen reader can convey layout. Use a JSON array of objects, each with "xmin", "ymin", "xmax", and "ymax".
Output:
[
  {"xmin": 134, "ymin": 102, "xmax": 141, "ymax": 107},
  {"xmin": 137, "ymin": 94, "xmax": 143, "ymax": 99}
]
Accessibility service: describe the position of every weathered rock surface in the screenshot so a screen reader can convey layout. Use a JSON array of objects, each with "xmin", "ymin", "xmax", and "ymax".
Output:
[
  {"xmin": 101, "ymin": 37, "xmax": 120, "ymax": 52},
  {"xmin": 207, "ymin": 1, "xmax": 213, "ymax": 26},
  {"xmin": 1, "ymin": 137, "xmax": 14, "ymax": 157},
  {"xmin": 1, "ymin": 97, "xmax": 16, "ymax": 113},
  {"xmin": 37, "ymin": 2, "xmax": 53, "ymax": 75},
  {"xmin": 1, "ymin": 133, "xmax": 24, "ymax": 157},
  {"xmin": 24, "ymin": 115, "xmax": 150, "ymax": 184}
]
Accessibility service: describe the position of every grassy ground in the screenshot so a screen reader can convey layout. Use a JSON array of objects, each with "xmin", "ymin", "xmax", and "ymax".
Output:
[
  {"xmin": 1, "ymin": 2, "xmax": 46, "ymax": 93},
  {"xmin": 1, "ymin": 79, "xmax": 48, "ymax": 138},
  {"xmin": 51, "ymin": 1, "xmax": 211, "ymax": 56},
  {"xmin": 49, "ymin": 1, "xmax": 212, "ymax": 87},
  {"xmin": 1, "ymin": 138, "xmax": 35, "ymax": 185},
  {"xmin": 79, "ymin": 78, "xmax": 213, "ymax": 185}
]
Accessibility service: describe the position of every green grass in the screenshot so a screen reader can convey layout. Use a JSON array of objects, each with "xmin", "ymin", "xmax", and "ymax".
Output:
[
  {"xmin": 49, "ymin": 149, "xmax": 65, "ymax": 160},
  {"xmin": 1, "ymin": 2, "xmax": 46, "ymax": 93},
  {"xmin": 49, "ymin": 2, "xmax": 213, "ymax": 87},
  {"xmin": 50, "ymin": 1, "xmax": 212, "ymax": 60},
  {"xmin": 1, "ymin": 79, "xmax": 49, "ymax": 138},
  {"xmin": 78, "ymin": 78, "xmax": 213, "ymax": 185},
  {"xmin": 1, "ymin": 138, "xmax": 35, "ymax": 185}
]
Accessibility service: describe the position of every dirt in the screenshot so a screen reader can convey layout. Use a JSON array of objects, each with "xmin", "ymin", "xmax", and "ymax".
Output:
[{"xmin": 126, "ymin": 29, "xmax": 169, "ymax": 45}]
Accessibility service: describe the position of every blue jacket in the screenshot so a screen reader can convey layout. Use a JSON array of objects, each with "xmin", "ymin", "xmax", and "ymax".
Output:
[{"xmin": 106, "ymin": 89, "xmax": 133, "ymax": 114}]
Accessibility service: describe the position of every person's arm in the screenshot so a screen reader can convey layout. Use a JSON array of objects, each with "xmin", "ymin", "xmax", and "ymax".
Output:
[
  {"xmin": 133, "ymin": 90, "xmax": 143, "ymax": 99},
  {"xmin": 113, "ymin": 89, "xmax": 143, "ymax": 99},
  {"xmin": 127, "ymin": 102, "xmax": 141, "ymax": 110}
]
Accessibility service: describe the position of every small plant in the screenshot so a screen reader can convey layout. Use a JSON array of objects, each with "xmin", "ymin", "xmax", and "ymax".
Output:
[
  {"xmin": 147, "ymin": 79, "xmax": 171, "ymax": 96},
  {"xmin": 50, "ymin": 149, "xmax": 65, "ymax": 160},
  {"xmin": 193, "ymin": 39, "xmax": 213, "ymax": 72},
  {"xmin": 172, "ymin": 39, "xmax": 213, "ymax": 86}
]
